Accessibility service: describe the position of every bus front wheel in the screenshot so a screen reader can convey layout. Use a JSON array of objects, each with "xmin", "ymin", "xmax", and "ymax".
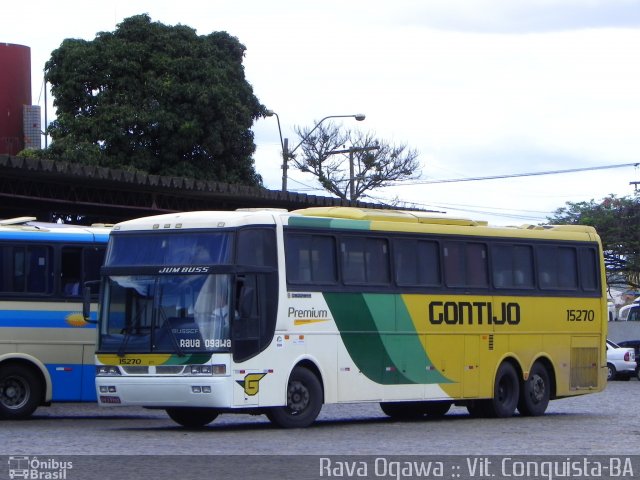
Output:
[
  {"xmin": 0, "ymin": 364, "xmax": 42, "ymax": 420},
  {"xmin": 517, "ymin": 362, "xmax": 550, "ymax": 416},
  {"xmin": 266, "ymin": 367, "xmax": 323, "ymax": 428},
  {"xmin": 165, "ymin": 408, "xmax": 218, "ymax": 428}
]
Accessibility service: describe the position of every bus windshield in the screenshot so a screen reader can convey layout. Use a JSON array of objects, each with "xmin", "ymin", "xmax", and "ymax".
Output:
[
  {"xmin": 99, "ymin": 273, "xmax": 233, "ymax": 354},
  {"xmin": 100, "ymin": 231, "xmax": 236, "ymax": 354}
]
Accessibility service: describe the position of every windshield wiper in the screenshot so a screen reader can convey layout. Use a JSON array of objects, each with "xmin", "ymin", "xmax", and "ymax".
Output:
[{"xmin": 117, "ymin": 295, "xmax": 149, "ymax": 357}]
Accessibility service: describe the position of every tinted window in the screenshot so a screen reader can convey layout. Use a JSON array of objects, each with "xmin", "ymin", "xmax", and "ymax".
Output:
[
  {"xmin": 538, "ymin": 246, "xmax": 577, "ymax": 290},
  {"xmin": 394, "ymin": 239, "xmax": 440, "ymax": 286},
  {"xmin": 443, "ymin": 241, "xmax": 488, "ymax": 288},
  {"xmin": 492, "ymin": 244, "xmax": 534, "ymax": 289},
  {"xmin": 285, "ymin": 234, "xmax": 337, "ymax": 284},
  {"xmin": 236, "ymin": 228, "xmax": 277, "ymax": 267},
  {"xmin": 0, "ymin": 244, "xmax": 53, "ymax": 294},
  {"xmin": 107, "ymin": 232, "xmax": 232, "ymax": 266},
  {"xmin": 579, "ymin": 247, "xmax": 599, "ymax": 291},
  {"xmin": 341, "ymin": 237, "xmax": 390, "ymax": 285}
]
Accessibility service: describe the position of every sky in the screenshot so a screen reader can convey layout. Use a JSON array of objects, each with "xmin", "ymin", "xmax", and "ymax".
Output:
[{"xmin": 4, "ymin": 0, "xmax": 640, "ymax": 225}]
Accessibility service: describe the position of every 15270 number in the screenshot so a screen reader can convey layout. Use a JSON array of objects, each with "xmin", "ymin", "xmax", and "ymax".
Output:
[{"xmin": 566, "ymin": 309, "xmax": 595, "ymax": 322}]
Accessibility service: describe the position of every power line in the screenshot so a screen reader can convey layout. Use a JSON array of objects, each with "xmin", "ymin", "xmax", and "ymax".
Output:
[
  {"xmin": 385, "ymin": 162, "xmax": 639, "ymax": 186},
  {"xmin": 362, "ymin": 193, "xmax": 550, "ymax": 222}
]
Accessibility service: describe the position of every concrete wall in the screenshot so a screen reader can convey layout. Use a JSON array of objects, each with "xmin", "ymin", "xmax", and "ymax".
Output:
[{"xmin": 608, "ymin": 321, "xmax": 640, "ymax": 342}]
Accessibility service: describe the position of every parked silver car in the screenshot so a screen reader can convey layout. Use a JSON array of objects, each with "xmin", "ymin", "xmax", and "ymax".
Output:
[{"xmin": 606, "ymin": 339, "xmax": 636, "ymax": 380}]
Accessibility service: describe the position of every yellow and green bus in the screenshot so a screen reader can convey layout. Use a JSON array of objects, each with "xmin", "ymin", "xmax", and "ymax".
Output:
[
  {"xmin": 0, "ymin": 217, "xmax": 109, "ymax": 419},
  {"xmin": 95, "ymin": 207, "xmax": 607, "ymax": 427}
]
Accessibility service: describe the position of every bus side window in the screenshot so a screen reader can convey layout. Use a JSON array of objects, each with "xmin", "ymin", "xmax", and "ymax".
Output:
[
  {"xmin": 83, "ymin": 247, "xmax": 105, "ymax": 282},
  {"xmin": 443, "ymin": 243, "xmax": 464, "ymax": 287},
  {"xmin": 466, "ymin": 243, "xmax": 488, "ymax": 287},
  {"xmin": 579, "ymin": 247, "xmax": 599, "ymax": 291},
  {"xmin": 538, "ymin": 246, "xmax": 577, "ymax": 290},
  {"xmin": 492, "ymin": 244, "xmax": 534, "ymax": 289},
  {"xmin": 0, "ymin": 245, "xmax": 6, "ymax": 291},
  {"xmin": 237, "ymin": 228, "xmax": 277, "ymax": 267},
  {"xmin": 341, "ymin": 237, "xmax": 389, "ymax": 285},
  {"xmin": 62, "ymin": 247, "xmax": 82, "ymax": 296},
  {"xmin": 9, "ymin": 245, "xmax": 53, "ymax": 294}
]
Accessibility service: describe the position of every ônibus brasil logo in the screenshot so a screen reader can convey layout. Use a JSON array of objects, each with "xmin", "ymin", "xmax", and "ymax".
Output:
[{"xmin": 8, "ymin": 456, "xmax": 73, "ymax": 479}]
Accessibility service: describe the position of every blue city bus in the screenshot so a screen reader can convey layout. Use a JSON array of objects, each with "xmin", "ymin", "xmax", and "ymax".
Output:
[{"xmin": 0, "ymin": 217, "xmax": 110, "ymax": 419}]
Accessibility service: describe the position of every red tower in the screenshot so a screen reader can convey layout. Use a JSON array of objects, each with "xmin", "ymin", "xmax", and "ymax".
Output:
[{"xmin": 0, "ymin": 43, "xmax": 32, "ymax": 155}]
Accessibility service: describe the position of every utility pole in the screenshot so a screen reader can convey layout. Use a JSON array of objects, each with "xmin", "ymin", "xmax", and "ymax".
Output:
[
  {"xmin": 282, "ymin": 138, "xmax": 289, "ymax": 192},
  {"xmin": 265, "ymin": 111, "xmax": 365, "ymax": 193},
  {"xmin": 327, "ymin": 145, "xmax": 380, "ymax": 201}
]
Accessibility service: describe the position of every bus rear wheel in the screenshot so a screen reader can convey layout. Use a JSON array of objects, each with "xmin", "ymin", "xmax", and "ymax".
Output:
[
  {"xmin": 165, "ymin": 407, "xmax": 218, "ymax": 428},
  {"xmin": 489, "ymin": 362, "xmax": 520, "ymax": 418},
  {"xmin": 266, "ymin": 367, "xmax": 323, "ymax": 428},
  {"xmin": 468, "ymin": 362, "xmax": 519, "ymax": 419},
  {"xmin": 0, "ymin": 364, "xmax": 42, "ymax": 420},
  {"xmin": 517, "ymin": 362, "xmax": 550, "ymax": 416}
]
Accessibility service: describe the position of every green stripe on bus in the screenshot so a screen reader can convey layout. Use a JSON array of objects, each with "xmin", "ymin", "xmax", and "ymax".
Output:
[
  {"xmin": 362, "ymin": 294, "xmax": 451, "ymax": 384},
  {"xmin": 325, "ymin": 293, "xmax": 452, "ymax": 385},
  {"xmin": 288, "ymin": 216, "xmax": 371, "ymax": 230},
  {"xmin": 324, "ymin": 292, "xmax": 412, "ymax": 384}
]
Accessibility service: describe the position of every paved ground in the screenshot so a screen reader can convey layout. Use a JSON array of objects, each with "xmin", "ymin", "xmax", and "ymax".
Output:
[{"xmin": 1, "ymin": 379, "xmax": 638, "ymax": 456}]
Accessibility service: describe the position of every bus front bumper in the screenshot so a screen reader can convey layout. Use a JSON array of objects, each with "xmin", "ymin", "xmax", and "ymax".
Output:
[{"xmin": 95, "ymin": 375, "xmax": 233, "ymax": 408}]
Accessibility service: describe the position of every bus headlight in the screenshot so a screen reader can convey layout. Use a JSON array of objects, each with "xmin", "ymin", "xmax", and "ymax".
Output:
[
  {"xmin": 189, "ymin": 364, "xmax": 226, "ymax": 375},
  {"xmin": 96, "ymin": 365, "xmax": 122, "ymax": 376}
]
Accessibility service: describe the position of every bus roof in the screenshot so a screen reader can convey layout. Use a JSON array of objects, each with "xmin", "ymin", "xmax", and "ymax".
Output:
[
  {"xmin": 290, "ymin": 207, "xmax": 599, "ymax": 241},
  {"xmin": 0, "ymin": 217, "xmax": 111, "ymax": 243},
  {"xmin": 109, "ymin": 207, "xmax": 599, "ymax": 242},
  {"xmin": 111, "ymin": 210, "xmax": 281, "ymax": 232}
]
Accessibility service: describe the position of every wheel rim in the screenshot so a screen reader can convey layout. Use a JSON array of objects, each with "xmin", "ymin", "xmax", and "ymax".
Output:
[
  {"xmin": 287, "ymin": 380, "xmax": 310, "ymax": 415},
  {"xmin": 529, "ymin": 374, "xmax": 545, "ymax": 404},
  {"xmin": 1, "ymin": 376, "xmax": 30, "ymax": 410}
]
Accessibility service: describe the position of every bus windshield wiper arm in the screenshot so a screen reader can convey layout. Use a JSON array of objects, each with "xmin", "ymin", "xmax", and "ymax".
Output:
[{"xmin": 117, "ymin": 303, "xmax": 147, "ymax": 357}]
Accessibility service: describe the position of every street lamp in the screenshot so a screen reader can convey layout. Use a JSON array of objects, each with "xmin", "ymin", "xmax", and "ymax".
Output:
[{"xmin": 265, "ymin": 111, "xmax": 366, "ymax": 192}]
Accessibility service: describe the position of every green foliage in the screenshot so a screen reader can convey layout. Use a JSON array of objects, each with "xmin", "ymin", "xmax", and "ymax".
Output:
[
  {"xmin": 293, "ymin": 122, "xmax": 420, "ymax": 201},
  {"xmin": 548, "ymin": 194, "xmax": 640, "ymax": 288},
  {"xmin": 43, "ymin": 14, "xmax": 265, "ymax": 185}
]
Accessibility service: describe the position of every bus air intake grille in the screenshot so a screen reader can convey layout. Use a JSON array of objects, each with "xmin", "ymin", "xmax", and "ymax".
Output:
[
  {"xmin": 488, "ymin": 335, "xmax": 494, "ymax": 350},
  {"xmin": 570, "ymin": 347, "xmax": 598, "ymax": 389},
  {"xmin": 122, "ymin": 366, "xmax": 149, "ymax": 374},
  {"xmin": 156, "ymin": 366, "xmax": 185, "ymax": 374}
]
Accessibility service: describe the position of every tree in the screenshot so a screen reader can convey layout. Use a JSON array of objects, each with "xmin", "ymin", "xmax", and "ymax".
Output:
[
  {"xmin": 42, "ymin": 14, "xmax": 265, "ymax": 185},
  {"xmin": 292, "ymin": 122, "xmax": 420, "ymax": 201},
  {"xmin": 548, "ymin": 194, "xmax": 640, "ymax": 290}
]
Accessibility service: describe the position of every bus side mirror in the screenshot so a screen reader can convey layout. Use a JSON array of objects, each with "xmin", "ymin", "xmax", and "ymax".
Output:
[
  {"xmin": 82, "ymin": 280, "xmax": 101, "ymax": 324},
  {"xmin": 82, "ymin": 286, "xmax": 93, "ymax": 322}
]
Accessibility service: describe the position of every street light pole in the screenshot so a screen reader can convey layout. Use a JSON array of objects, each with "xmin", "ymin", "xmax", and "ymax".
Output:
[{"xmin": 266, "ymin": 111, "xmax": 365, "ymax": 192}]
